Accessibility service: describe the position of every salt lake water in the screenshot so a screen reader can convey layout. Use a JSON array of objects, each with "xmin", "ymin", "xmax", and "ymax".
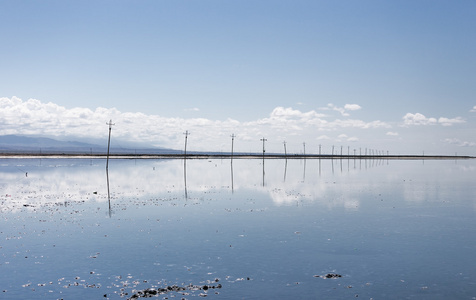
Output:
[{"xmin": 1, "ymin": 157, "xmax": 475, "ymax": 299}]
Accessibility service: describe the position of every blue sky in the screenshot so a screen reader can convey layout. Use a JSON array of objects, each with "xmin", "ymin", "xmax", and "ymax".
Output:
[{"xmin": 1, "ymin": 1, "xmax": 475, "ymax": 155}]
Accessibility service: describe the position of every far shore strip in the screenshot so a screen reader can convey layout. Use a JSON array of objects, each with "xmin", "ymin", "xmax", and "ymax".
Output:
[{"xmin": 0, "ymin": 153, "xmax": 474, "ymax": 160}]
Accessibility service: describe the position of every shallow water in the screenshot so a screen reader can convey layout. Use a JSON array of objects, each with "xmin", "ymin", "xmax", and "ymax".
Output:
[{"xmin": 1, "ymin": 158, "xmax": 475, "ymax": 299}]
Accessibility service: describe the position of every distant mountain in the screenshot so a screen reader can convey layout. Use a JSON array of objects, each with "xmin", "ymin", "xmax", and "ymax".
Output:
[
  {"xmin": 0, "ymin": 135, "xmax": 99, "ymax": 148},
  {"xmin": 0, "ymin": 135, "xmax": 180, "ymax": 155}
]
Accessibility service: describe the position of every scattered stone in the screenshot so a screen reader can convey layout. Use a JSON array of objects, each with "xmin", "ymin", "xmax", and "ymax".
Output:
[
  {"xmin": 127, "ymin": 283, "xmax": 222, "ymax": 299},
  {"xmin": 314, "ymin": 273, "xmax": 343, "ymax": 279}
]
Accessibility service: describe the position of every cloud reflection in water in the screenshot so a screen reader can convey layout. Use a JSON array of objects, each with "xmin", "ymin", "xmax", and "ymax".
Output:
[{"xmin": 1, "ymin": 158, "xmax": 474, "ymax": 213}]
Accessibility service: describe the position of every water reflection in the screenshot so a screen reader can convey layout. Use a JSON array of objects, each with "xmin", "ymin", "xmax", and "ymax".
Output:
[
  {"xmin": 262, "ymin": 157, "xmax": 265, "ymax": 187},
  {"xmin": 2, "ymin": 158, "xmax": 475, "ymax": 300},
  {"xmin": 106, "ymin": 167, "xmax": 112, "ymax": 217},
  {"xmin": 283, "ymin": 159, "xmax": 287, "ymax": 182},
  {"xmin": 230, "ymin": 159, "xmax": 234, "ymax": 193},
  {"xmin": 184, "ymin": 159, "xmax": 188, "ymax": 199},
  {"xmin": 0, "ymin": 158, "xmax": 475, "ymax": 212}
]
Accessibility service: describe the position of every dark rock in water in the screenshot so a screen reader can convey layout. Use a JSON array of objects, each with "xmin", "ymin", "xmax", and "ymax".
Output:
[
  {"xmin": 144, "ymin": 288, "xmax": 157, "ymax": 295},
  {"xmin": 325, "ymin": 273, "xmax": 342, "ymax": 279},
  {"xmin": 314, "ymin": 273, "xmax": 343, "ymax": 279},
  {"xmin": 127, "ymin": 282, "xmax": 222, "ymax": 299}
]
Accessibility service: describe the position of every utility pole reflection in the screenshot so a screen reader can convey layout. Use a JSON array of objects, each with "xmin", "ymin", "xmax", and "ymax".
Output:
[
  {"xmin": 184, "ymin": 159, "xmax": 188, "ymax": 199},
  {"xmin": 283, "ymin": 158, "xmax": 288, "ymax": 182},
  {"xmin": 230, "ymin": 159, "xmax": 234, "ymax": 193},
  {"xmin": 106, "ymin": 168, "xmax": 112, "ymax": 218},
  {"xmin": 262, "ymin": 157, "xmax": 265, "ymax": 187}
]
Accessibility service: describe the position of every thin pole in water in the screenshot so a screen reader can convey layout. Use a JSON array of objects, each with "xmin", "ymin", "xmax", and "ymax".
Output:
[
  {"xmin": 183, "ymin": 130, "xmax": 190, "ymax": 157},
  {"xmin": 231, "ymin": 134, "xmax": 236, "ymax": 157},
  {"xmin": 106, "ymin": 119, "xmax": 114, "ymax": 170},
  {"xmin": 260, "ymin": 137, "xmax": 267, "ymax": 158}
]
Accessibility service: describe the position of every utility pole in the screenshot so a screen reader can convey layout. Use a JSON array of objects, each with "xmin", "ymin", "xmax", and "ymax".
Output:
[
  {"xmin": 183, "ymin": 130, "xmax": 190, "ymax": 157},
  {"xmin": 230, "ymin": 134, "xmax": 236, "ymax": 157},
  {"xmin": 303, "ymin": 142, "xmax": 306, "ymax": 155},
  {"xmin": 332, "ymin": 145, "xmax": 335, "ymax": 156},
  {"xmin": 319, "ymin": 144, "xmax": 321, "ymax": 155},
  {"xmin": 106, "ymin": 119, "xmax": 114, "ymax": 170},
  {"xmin": 260, "ymin": 137, "xmax": 267, "ymax": 158},
  {"xmin": 283, "ymin": 141, "xmax": 287, "ymax": 156}
]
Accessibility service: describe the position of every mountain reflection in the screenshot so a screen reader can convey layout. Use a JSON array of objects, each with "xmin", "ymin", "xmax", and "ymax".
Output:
[{"xmin": 1, "ymin": 158, "xmax": 473, "ymax": 213}]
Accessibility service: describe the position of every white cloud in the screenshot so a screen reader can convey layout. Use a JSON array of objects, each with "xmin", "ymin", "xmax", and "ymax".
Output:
[
  {"xmin": 444, "ymin": 138, "xmax": 476, "ymax": 147},
  {"xmin": 344, "ymin": 104, "xmax": 362, "ymax": 111},
  {"xmin": 386, "ymin": 131, "xmax": 399, "ymax": 136},
  {"xmin": 402, "ymin": 113, "xmax": 437, "ymax": 126},
  {"xmin": 402, "ymin": 113, "xmax": 464, "ymax": 127},
  {"xmin": 321, "ymin": 103, "xmax": 362, "ymax": 117},
  {"xmin": 0, "ymin": 97, "xmax": 427, "ymax": 152},
  {"xmin": 268, "ymin": 106, "xmax": 325, "ymax": 119},
  {"xmin": 470, "ymin": 106, "xmax": 476, "ymax": 112},
  {"xmin": 334, "ymin": 134, "xmax": 358, "ymax": 143},
  {"xmin": 332, "ymin": 119, "xmax": 390, "ymax": 129},
  {"xmin": 438, "ymin": 117, "xmax": 465, "ymax": 126}
]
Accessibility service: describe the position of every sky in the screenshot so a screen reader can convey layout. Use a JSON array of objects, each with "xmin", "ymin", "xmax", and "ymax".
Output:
[{"xmin": 1, "ymin": 0, "xmax": 475, "ymax": 155}]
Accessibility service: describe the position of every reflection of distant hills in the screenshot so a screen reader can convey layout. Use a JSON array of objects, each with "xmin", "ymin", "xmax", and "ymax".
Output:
[{"xmin": 0, "ymin": 134, "xmax": 181, "ymax": 155}]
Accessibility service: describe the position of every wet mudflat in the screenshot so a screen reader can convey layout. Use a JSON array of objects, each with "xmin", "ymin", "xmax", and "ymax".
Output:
[{"xmin": 1, "ymin": 158, "xmax": 476, "ymax": 299}]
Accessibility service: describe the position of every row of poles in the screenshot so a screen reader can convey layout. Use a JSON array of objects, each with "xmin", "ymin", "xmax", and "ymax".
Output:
[
  {"xmin": 105, "ymin": 121, "xmax": 389, "ymax": 162},
  {"xmin": 183, "ymin": 131, "xmax": 388, "ymax": 157}
]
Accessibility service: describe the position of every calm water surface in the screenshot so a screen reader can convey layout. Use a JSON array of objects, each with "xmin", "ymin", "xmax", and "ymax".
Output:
[{"xmin": 1, "ymin": 158, "xmax": 475, "ymax": 299}]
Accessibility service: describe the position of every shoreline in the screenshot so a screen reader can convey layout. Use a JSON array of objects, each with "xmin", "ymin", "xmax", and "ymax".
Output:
[{"xmin": 0, "ymin": 153, "xmax": 474, "ymax": 160}]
